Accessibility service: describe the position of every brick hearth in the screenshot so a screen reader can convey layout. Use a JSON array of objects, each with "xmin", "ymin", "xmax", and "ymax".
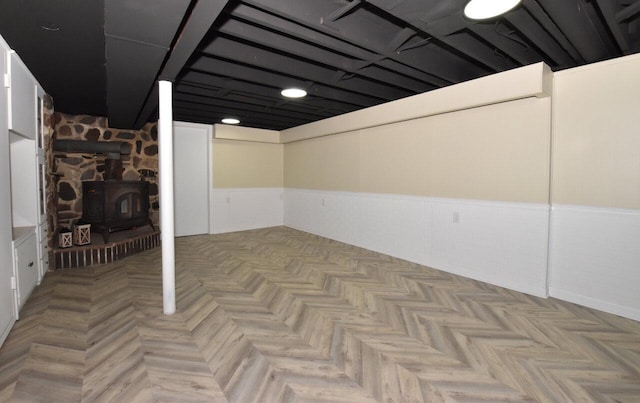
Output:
[{"xmin": 54, "ymin": 227, "xmax": 160, "ymax": 269}]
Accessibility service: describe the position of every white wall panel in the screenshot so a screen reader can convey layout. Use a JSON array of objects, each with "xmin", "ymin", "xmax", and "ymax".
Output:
[
  {"xmin": 211, "ymin": 188, "xmax": 283, "ymax": 234},
  {"xmin": 284, "ymin": 188, "xmax": 549, "ymax": 297},
  {"xmin": 549, "ymin": 205, "xmax": 640, "ymax": 321},
  {"xmin": 428, "ymin": 200, "xmax": 550, "ymax": 297}
]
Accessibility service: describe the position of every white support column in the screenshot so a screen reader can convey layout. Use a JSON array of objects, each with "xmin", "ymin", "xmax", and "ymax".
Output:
[{"xmin": 158, "ymin": 80, "xmax": 176, "ymax": 315}]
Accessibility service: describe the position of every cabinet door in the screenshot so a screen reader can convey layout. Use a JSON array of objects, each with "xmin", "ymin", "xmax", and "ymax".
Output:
[
  {"xmin": 9, "ymin": 137, "xmax": 38, "ymax": 227},
  {"xmin": 14, "ymin": 232, "xmax": 38, "ymax": 317},
  {"xmin": 8, "ymin": 52, "xmax": 37, "ymax": 139}
]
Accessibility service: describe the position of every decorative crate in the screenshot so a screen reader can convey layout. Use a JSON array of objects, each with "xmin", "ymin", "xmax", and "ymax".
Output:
[
  {"xmin": 58, "ymin": 231, "xmax": 73, "ymax": 248},
  {"xmin": 73, "ymin": 223, "xmax": 91, "ymax": 245}
]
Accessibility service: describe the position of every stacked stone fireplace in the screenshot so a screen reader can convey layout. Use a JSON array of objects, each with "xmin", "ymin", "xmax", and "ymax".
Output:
[
  {"xmin": 54, "ymin": 138, "xmax": 155, "ymax": 243},
  {"xmin": 48, "ymin": 113, "xmax": 161, "ymax": 269}
]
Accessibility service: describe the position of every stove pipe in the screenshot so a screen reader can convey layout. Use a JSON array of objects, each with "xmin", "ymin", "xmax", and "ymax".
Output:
[{"xmin": 53, "ymin": 140, "xmax": 132, "ymax": 180}]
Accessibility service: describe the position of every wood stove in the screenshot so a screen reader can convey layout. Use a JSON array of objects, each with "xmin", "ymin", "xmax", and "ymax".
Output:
[{"xmin": 82, "ymin": 180, "xmax": 154, "ymax": 242}]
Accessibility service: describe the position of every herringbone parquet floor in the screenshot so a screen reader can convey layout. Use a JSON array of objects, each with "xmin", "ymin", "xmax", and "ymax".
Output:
[{"xmin": 1, "ymin": 226, "xmax": 639, "ymax": 402}]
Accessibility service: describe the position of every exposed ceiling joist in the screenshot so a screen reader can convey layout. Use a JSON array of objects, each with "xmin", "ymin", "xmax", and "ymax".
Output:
[
  {"xmin": 469, "ymin": 23, "xmax": 542, "ymax": 66},
  {"xmin": 326, "ymin": 0, "xmax": 364, "ymax": 22},
  {"xmin": 522, "ymin": 1, "xmax": 584, "ymax": 63},
  {"xmin": 2, "ymin": 0, "xmax": 639, "ymax": 130},
  {"xmin": 232, "ymin": 3, "xmax": 455, "ymax": 88},
  {"xmin": 133, "ymin": 0, "xmax": 231, "ymax": 128},
  {"xmin": 616, "ymin": 0, "xmax": 640, "ymax": 22},
  {"xmin": 104, "ymin": 0, "xmax": 192, "ymax": 129}
]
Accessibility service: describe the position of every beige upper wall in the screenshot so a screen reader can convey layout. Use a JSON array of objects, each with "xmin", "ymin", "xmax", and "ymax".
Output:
[
  {"xmin": 211, "ymin": 55, "xmax": 639, "ymax": 208},
  {"xmin": 213, "ymin": 138, "xmax": 283, "ymax": 188},
  {"xmin": 213, "ymin": 123, "xmax": 280, "ymax": 143},
  {"xmin": 552, "ymin": 53, "xmax": 640, "ymax": 209},
  {"xmin": 285, "ymin": 97, "xmax": 551, "ymax": 203}
]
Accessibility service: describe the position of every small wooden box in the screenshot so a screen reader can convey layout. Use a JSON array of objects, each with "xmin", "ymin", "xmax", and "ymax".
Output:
[
  {"xmin": 59, "ymin": 232, "xmax": 73, "ymax": 248},
  {"xmin": 73, "ymin": 224, "xmax": 91, "ymax": 245}
]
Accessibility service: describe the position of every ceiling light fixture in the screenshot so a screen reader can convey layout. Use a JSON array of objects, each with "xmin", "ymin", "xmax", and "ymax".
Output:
[
  {"xmin": 463, "ymin": 0, "xmax": 522, "ymax": 20},
  {"xmin": 281, "ymin": 88, "xmax": 307, "ymax": 98},
  {"xmin": 221, "ymin": 118, "xmax": 240, "ymax": 125}
]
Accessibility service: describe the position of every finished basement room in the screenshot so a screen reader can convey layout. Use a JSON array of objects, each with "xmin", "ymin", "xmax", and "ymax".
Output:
[{"xmin": 1, "ymin": 0, "xmax": 639, "ymax": 402}]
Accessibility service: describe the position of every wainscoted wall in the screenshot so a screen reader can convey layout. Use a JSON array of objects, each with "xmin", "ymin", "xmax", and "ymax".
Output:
[
  {"xmin": 205, "ymin": 57, "xmax": 640, "ymax": 322},
  {"xmin": 284, "ymin": 188, "xmax": 550, "ymax": 297},
  {"xmin": 549, "ymin": 206, "xmax": 640, "ymax": 321},
  {"xmin": 208, "ymin": 185, "xmax": 552, "ymax": 298},
  {"xmin": 281, "ymin": 77, "xmax": 552, "ymax": 298},
  {"xmin": 210, "ymin": 133, "xmax": 284, "ymax": 234},
  {"xmin": 549, "ymin": 54, "xmax": 640, "ymax": 320},
  {"xmin": 210, "ymin": 188, "xmax": 283, "ymax": 234}
]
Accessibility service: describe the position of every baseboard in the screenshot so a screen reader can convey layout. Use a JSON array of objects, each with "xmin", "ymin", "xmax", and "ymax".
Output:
[{"xmin": 549, "ymin": 287, "xmax": 640, "ymax": 322}]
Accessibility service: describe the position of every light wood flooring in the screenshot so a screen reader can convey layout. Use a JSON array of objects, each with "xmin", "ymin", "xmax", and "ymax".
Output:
[{"xmin": 1, "ymin": 226, "xmax": 639, "ymax": 402}]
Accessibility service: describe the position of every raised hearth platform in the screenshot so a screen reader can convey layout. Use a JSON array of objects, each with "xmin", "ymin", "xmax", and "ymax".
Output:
[{"xmin": 53, "ymin": 227, "xmax": 160, "ymax": 269}]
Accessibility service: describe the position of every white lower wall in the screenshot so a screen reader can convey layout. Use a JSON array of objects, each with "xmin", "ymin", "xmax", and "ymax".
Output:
[
  {"xmin": 284, "ymin": 188, "xmax": 550, "ymax": 297},
  {"xmin": 206, "ymin": 188, "xmax": 640, "ymax": 320},
  {"xmin": 549, "ymin": 205, "xmax": 640, "ymax": 321},
  {"xmin": 210, "ymin": 188, "xmax": 284, "ymax": 234}
]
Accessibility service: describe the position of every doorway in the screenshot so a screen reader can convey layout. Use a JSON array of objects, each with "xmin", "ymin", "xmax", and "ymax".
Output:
[{"xmin": 173, "ymin": 122, "xmax": 212, "ymax": 237}]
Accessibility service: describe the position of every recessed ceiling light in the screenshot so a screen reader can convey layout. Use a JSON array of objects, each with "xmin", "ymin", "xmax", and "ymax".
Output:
[
  {"xmin": 464, "ymin": 0, "xmax": 521, "ymax": 20},
  {"xmin": 221, "ymin": 118, "xmax": 240, "ymax": 125},
  {"xmin": 281, "ymin": 88, "xmax": 307, "ymax": 98}
]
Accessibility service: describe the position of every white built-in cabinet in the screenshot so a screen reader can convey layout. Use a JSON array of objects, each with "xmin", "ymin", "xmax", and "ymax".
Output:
[
  {"xmin": 0, "ymin": 36, "xmax": 14, "ymax": 347},
  {"xmin": 1, "ymin": 35, "xmax": 48, "ymax": 347},
  {"xmin": 11, "ymin": 227, "xmax": 38, "ymax": 313}
]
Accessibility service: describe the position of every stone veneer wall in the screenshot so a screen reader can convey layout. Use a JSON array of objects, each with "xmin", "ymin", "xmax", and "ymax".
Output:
[
  {"xmin": 50, "ymin": 113, "xmax": 159, "ymax": 234},
  {"xmin": 43, "ymin": 95, "xmax": 56, "ymax": 264}
]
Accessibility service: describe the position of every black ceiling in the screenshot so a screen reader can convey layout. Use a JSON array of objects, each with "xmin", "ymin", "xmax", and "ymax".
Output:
[{"xmin": 1, "ymin": 0, "xmax": 639, "ymax": 130}]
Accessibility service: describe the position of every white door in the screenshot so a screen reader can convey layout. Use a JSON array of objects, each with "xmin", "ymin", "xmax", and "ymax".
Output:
[{"xmin": 173, "ymin": 122, "xmax": 211, "ymax": 237}]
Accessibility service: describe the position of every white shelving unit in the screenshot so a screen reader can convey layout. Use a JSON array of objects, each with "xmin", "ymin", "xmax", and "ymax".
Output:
[{"xmin": 1, "ymin": 35, "xmax": 48, "ymax": 346}]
